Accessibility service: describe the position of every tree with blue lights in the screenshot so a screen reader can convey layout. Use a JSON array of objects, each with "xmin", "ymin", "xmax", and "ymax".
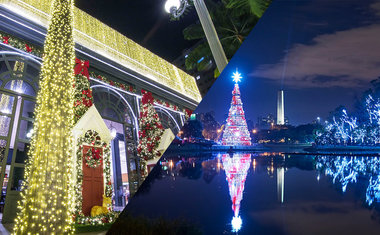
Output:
[
  {"xmin": 222, "ymin": 70, "xmax": 252, "ymax": 146},
  {"xmin": 316, "ymin": 95, "xmax": 380, "ymax": 146}
]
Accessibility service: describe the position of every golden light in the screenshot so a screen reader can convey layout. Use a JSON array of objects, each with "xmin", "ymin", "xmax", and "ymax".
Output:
[
  {"xmin": 13, "ymin": 0, "xmax": 76, "ymax": 233},
  {"xmin": 5, "ymin": 0, "xmax": 201, "ymax": 102}
]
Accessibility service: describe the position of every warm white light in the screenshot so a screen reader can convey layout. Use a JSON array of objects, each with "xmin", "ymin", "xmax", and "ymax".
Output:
[
  {"xmin": 16, "ymin": 88, "xmax": 24, "ymax": 94},
  {"xmin": 231, "ymin": 216, "xmax": 242, "ymax": 232},
  {"xmin": 26, "ymin": 130, "xmax": 33, "ymax": 138},
  {"xmin": 165, "ymin": 0, "xmax": 181, "ymax": 13},
  {"xmin": 1, "ymin": 109, "xmax": 10, "ymax": 114},
  {"xmin": 111, "ymin": 128, "xmax": 117, "ymax": 138}
]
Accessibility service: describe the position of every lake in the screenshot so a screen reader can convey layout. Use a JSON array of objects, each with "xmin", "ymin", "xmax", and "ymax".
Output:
[{"xmin": 120, "ymin": 152, "xmax": 380, "ymax": 234}]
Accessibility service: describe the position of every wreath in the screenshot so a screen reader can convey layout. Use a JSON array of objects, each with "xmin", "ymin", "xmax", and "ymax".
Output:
[
  {"xmin": 75, "ymin": 130, "xmax": 113, "ymax": 222},
  {"xmin": 84, "ymin": 147, "xmax": 102, "ymax": 168}
]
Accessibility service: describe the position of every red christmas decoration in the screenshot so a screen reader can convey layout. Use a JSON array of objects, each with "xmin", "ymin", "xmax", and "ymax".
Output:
[
  {"xmin": 25, "ymin": 44, "xmax": 33, "ymax": 53},
  {"xmin": 74, "ymin": 58, "xmax": 90, "ymax": 78},
  {"xmin": 92, "ymin": 147, "xmax": 101, "ymax": 160},
  {"xmin": 141, "ymin": 89, "xmax": 154, "ymax": 105},
  {"xmin": 3, "ymin": 36, "xmax": 9, "ymax": 44},
  {"xmin": 222, "ymin": 75, "xmax": 251, "ymax": 146},
  {"xmin": 185, "ymin": 109, "xmax": 193, "ymax": 117}
]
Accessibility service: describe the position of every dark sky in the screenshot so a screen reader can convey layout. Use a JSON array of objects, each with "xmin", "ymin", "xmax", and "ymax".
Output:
[
  {"xmin": 195, "ymin": 0, "xmax": 380, "ymax": 125},
  {"xmin": 75, "ymin": 0, "xmax": 198, "ymax": 61}
]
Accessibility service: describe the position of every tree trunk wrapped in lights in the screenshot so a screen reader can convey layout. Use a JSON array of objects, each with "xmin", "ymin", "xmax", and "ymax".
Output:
[
  {"xmin": 137, "ymin": 90, "xmax": 164, "ymax": 179},
  {"xmin": 13, "ymin": 0, "xmax": 76, "ymax": 233}
]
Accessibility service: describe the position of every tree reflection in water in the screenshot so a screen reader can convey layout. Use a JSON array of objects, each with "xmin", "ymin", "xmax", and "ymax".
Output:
[
  {"xmin": 220, "ymin": 153, "xmax": 251, "ymax": 232},
  {"xmin": 316, "ymin": 156, "xmax": 380, "ymax": 205}
]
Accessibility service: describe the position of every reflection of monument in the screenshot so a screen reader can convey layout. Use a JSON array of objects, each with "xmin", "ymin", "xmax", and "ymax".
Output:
[
  {"xmin": 221, "ymin": 153, "xmax": 251, "ymax": 232},
  {"xmin": 277, "ymin": 167, "xmax": 284, "ymax": 203}
]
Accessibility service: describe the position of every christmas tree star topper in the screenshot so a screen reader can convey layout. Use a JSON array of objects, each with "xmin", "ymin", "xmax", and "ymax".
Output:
[{"xmin": 232, "ymin": 69, "xmax": 242, "ymax": 83}]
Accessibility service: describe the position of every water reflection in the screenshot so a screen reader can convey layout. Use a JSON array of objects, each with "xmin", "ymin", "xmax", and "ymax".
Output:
[
  {"xmin": 128, "ymin": 153, "xmax": 380, "ymax": 234},
  {"xmin": 316, "ymin": 156, "xmax": 380, "ymax": 206},
  {"xmin": 220, "ymin": 153, "xmax": 251, "ymax": 232}
]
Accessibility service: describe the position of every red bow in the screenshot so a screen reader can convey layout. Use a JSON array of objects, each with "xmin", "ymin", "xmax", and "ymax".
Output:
[
  {"xmin": 92, "ymin": 147, "xmax": 101, "ymax": 160},
  {"xmin": 185, "ymin": 109, "xmax": 193, "ymax": 117},
  {"xmin": 74, "ymin": 58, "xmax": 89, "ymax": 78},
  {"xmin": 3, "ymin": 36, "xmax": 9, "ymax": 44},
  {"xmin": 25, "ymin": 44, "xmax": 32, "ymax": 53}
]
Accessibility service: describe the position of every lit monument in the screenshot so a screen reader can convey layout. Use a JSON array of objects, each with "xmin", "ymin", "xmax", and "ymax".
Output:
[{"xmin": 277, "ymin": 90, "xmax": 285, "ymax": 125}]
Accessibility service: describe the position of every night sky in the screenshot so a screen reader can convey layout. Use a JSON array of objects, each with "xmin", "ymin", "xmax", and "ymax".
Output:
[
  {"xmin": 195, "ymin": 0, "xmax": 380, "ymax": 125},
  {"xmin": 75, "ymin": 0, "xmax": 198, "ymax": 61}
]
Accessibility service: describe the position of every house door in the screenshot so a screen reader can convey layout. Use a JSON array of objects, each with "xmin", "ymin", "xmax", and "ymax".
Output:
[{"xmin": 82, "ymin": 145, "xmax": 103, "ymax": 216}]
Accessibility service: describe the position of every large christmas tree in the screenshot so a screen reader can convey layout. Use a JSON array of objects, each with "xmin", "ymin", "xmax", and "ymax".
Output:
[
  {"xmin": 13, "ymin": 0, "xmax": 76, "ymax": 233},
  {"xmin": 222, "ymin": 70, "xmax": 252, "ymax": 146},
  {"xmin": 137, "ymin": 90, "xmax": 164, "ymax": 178}
]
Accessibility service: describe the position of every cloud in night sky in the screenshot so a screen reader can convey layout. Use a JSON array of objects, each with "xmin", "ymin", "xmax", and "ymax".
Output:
[
  {"xmin": 251, "ymin": 4, "xmax": 380, "ymax": 89},
  {"xmin": 371, "ymin": 1, "xmax": 380, "ymax": 16}
]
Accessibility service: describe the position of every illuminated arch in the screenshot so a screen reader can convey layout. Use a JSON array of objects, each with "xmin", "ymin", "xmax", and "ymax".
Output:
[
  {"xmin": 91, "ymin": 84, "xmax": 138, "ymax": 137},
  {"xmin": 154, "ymin": 105, "xmax": 180, "ymax": 134}
]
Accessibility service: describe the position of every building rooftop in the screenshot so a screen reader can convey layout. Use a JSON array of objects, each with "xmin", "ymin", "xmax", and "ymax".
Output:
[{"xmin": 0, "ymin": 0, "xmax": 201, "ymax": 102}]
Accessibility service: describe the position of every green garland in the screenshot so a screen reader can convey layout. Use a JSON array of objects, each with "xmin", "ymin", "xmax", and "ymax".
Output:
[
  {"xmin": 90, "ymin": 72, "xmax": 192, "ymax": 115},
  {"xmin": 84, "ymin": 147, "xmax": 102, "ymax": 168},
  {"xmin": 75, "ymin": 211, "xmax": 119, "ymax": 226},
  {"xmin": 74, "ymin": 130, "xmax": 113, "ymax": 224},
  {"xmin": 73, "ymin": 72, "xmax": 93, "ymax": 123},
  {"xmin": 91, "ymin": 72, "xmax": 136, "ymax": 93},
  {"xmin": 0, "ymin": 31, "xmax": 43, "ymax": 57},
  {"xmin": 0, "ymin": 31, "xmax": 193, "ymax": 121}
]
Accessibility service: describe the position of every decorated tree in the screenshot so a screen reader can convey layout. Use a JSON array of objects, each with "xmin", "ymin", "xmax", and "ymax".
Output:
[
  {"xmin": 137, "ymin": 90, "xmax": 164, "ymax": 178},
  {"xmin": 73, "ymin": 58, "xmax": 93, "ymax": 123},
  {"xmin": 316, "ymin": 95, "xmax": 380, "ymax": 146},
  {"xmin": 222, "ymin": 70, "xmax": 252, "ymax": 146},
  {"xmin": 13, "ymin": 0, "xmax": 76, "ymax": 234}
]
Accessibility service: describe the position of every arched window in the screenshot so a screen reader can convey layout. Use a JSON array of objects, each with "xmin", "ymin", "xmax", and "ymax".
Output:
[
  {"xmin": 0, "ymin": 54, "xmax": 40, "ymax": 96},
  {"xmin": 155, "ymin": 106, "xmax": 180, "ymax": 135}
]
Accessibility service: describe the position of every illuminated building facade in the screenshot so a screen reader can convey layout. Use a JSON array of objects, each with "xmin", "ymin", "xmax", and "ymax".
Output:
[{"xmin": 0, "ymin": 0, "xmax": 201, "ymax": 222}]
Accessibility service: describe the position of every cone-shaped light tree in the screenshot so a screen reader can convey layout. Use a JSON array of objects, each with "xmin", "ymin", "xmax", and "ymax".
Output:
[
  {"xmin": 13, "ymin": 0, "xmax": 76, "ymax": 233},
  {"xmin": 222, "ymin": 69, "xmax": 252, "ymax": 146}
]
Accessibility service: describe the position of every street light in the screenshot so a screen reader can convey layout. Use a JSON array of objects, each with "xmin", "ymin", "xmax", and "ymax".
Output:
[{"xmin": 165, "ymin": 0, "xmax": 228, "ymax": 73}]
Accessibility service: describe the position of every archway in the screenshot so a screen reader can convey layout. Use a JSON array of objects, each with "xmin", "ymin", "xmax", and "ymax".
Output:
[
  {"xmin": 91, "ymin": 85, "xmax": 139, "ymax": 209},
  {"xmin": 0, "ymin": 51, "xmax": 40, "ymax": 222}
]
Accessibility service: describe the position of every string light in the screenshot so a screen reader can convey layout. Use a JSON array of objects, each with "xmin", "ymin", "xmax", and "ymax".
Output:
[
  {"xmin": 3, "ymin": 0, "xmax": 201, "ymax": 102},
  {"xmin": 13, "ymin": 0, "xmax": 76, "ymax": 233},
  {"xmin": 222, "ymin": 70, "xmax": 251, "ymax": 146}
]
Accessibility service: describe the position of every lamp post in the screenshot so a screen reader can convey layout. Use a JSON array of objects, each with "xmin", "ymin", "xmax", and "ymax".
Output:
[{"xmin": 165, "ymin": 0, "xmax": 228, "ymax": 73}]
